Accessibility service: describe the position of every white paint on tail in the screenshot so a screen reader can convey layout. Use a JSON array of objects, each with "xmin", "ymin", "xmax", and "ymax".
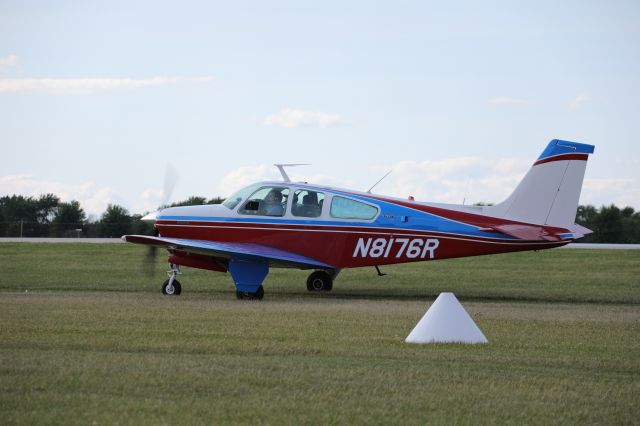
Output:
[{"xmin": 484, "ymin": 140, "xmax": 594, "ymax": 228}]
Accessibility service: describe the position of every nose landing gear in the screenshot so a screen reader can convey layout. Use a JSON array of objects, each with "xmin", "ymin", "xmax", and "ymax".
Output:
[{"xmin": 162, "ymin": 264, "xmax": 182, "ymax": 295}]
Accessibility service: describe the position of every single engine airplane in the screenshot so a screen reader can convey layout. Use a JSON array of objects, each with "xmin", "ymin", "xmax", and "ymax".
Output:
[{"xmin": 123, "ymin": 139, "xmax": 594, "ymax": 300}]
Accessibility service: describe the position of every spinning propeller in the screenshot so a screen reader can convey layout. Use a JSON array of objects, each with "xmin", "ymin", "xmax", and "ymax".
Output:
[{"xmin": 142, "ymin": 163, "xmax": 178, "ymax": 276}]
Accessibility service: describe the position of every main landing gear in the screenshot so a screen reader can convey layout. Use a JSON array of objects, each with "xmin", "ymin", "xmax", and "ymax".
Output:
[
  {"xmin": 306, "ymin": 270, "xmax": 334, "ymax": 292},
  {"xmin": 162, "ymin": 264, "xmax": 182, "ymax": 295},
  {"xmin": 236, "ymin": 285, "xmax": 265, "ymax": 300}
]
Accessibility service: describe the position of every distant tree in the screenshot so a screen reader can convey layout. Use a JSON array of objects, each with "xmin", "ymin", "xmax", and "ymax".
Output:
[
  {"xmin": 167, "ymin": 196, "xmax": 225, "ymax": 207},
  {"xmin": 0, "ymin": 194, "xmax": 60, "ymax": 236},
  {"xmin": 99, "ymin": 204, "xmax": 132, "ymax": 238},
  {"xmin": 593, "ymin": 204, "xmax": 624, "ymax": 243},
  {"xmin": 575, "ymin": 205, "xmax": 599, "ymax": 242},
  {"xmin": 576, "ymin": 205, "xmax": 598, "ymax": 227},
  {"xmin": 169, "ymin": 196, "xmax": 208, "ymax": 207},
  {"xmin": 51, "ymin": 200, "xmax": 86, "ymax": 237},
  {"xmin": 35, "ymin": 194, "xmax": 60, "ymax": 224},
  {"xmin": 0, "ymin": 195, "xmax": 30, "ymax": 236},
  {"xmin": 620, "ymin": 207, "xmax": 640, "ymax": 244},
  {"xmin": 131, "ymin": 214, "xmax": 156, "ymax": 236},
  {"xmin": 207, "ymin": 196, "xmax": 225, "ymax": 204}
]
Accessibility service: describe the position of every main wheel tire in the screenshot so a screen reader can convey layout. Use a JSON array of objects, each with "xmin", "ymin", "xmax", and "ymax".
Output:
[
  {"xmin": 162, "ymin": 279, "xmax": 182, "ymax": 295},
  {"xmin": 236, "ymin": 285, "xmax": 264, "ymax": 300},
  {"xmin": 306, "ymin": 271, "xmax": 333, "ymax": 292}
]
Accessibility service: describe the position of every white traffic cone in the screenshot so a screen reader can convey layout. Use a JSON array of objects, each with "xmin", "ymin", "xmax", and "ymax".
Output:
[{"xmin": 405, "ymin": 292, "xmax": 488, "ymax": 344}]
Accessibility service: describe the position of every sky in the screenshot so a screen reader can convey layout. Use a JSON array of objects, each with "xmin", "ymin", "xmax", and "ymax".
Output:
[{"xmin": 1, "ymin": 0, "xmax": 639, "ymax": 217}]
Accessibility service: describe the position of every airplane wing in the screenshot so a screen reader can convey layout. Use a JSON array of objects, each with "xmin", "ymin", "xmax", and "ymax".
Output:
[{"xmin": 122, "ymin": 235, "xmax": 334, "ymax": 270}]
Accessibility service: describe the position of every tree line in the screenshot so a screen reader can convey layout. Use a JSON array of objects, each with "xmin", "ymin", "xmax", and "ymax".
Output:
[
  {"xmin": 0, "ymin": 194, "xmax": 223, "ymax": 238},
  {"xmin": 0, "ymin": 193, "xmax": 639, "ymax": 243},
  {"xmin": 575, "ymin": 205, "xmax": 640, "ymax": 244}
]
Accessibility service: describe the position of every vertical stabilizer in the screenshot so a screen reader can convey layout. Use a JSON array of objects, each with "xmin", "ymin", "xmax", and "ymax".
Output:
[{"xmin": 485, "ymin": 140, "xmax": 594, "ymax": 228}]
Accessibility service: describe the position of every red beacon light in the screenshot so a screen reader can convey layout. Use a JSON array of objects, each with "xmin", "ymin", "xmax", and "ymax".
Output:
[{"xmin": 408, "ymin": 196, "xmax": 415, "ymax": 201}]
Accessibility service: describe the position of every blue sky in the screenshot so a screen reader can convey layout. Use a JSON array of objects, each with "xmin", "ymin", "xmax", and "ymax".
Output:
[{"xmin": 1, "ymin": 0, "xmax": 638, "ymax": 216}]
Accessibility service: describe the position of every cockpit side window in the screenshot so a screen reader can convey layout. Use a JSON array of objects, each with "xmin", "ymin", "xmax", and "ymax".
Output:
[
  {"xmin": 222, "ymin": 183, "xmax": 262, "ymax": 210},
  {"xmin": 238, "ymin": 186, "xmax": 290, "ymax": 217},
  {"xmin": 292, "ymin": 190, "xmax": 324, "ymax": 218},
  {"xmin": 330, "ymin": 196, "xmax": 378, "ymax": 220}
]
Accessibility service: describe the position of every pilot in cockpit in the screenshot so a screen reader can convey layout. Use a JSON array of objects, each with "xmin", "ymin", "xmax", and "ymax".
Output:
[{"xmin": 262, "ymin": 189, "xmax": 285, "ymax": 216}]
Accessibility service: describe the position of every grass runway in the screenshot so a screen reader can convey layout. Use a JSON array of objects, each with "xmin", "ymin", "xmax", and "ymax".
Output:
[{"xmin": 1, "ymin": 243, "xmax": 639, "ymax": 424}]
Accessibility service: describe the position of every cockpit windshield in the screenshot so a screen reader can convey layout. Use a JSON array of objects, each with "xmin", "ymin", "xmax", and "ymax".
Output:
[{"xmin": 222, "ymin": 183, "xmax": 262, "ymax": 210}]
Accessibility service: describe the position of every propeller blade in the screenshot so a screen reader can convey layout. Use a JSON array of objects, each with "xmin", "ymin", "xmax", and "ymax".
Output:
[
  {"xmin": 159, "ymin": 163, "xmax": 179, "ymax": 209},
  {"xmin": 142, "ymin": 164, "xmax": 177, "ymax": 275},
  {"xmin": 141, "ymin": 228, "xmax": 160, "ymax": 276}
]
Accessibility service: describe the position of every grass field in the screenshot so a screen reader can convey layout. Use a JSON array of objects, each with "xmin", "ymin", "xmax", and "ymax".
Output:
[{"xmin": 1, "ymin": 243, "xmax": 639, "ymax": 425}]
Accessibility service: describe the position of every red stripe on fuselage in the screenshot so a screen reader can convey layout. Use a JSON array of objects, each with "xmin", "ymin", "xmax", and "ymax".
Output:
[
  {"xmin": 533, "ymin": 153, "xmax": 589, "ymax": 166},
  {"xmin": 156, "ymin": 221, "xmax": 566, "ymax": 268}
]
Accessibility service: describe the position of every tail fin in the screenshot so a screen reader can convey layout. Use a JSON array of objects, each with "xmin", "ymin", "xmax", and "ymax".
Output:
[{"xmin": 485, "ymin": 139, "xmax": 594, "ymax": 228}]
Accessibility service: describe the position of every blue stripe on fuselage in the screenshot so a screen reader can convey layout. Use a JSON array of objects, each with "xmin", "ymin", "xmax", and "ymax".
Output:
[{"xmin": 158, "ymin": 190, "xmax": 515, "ymax": 240}]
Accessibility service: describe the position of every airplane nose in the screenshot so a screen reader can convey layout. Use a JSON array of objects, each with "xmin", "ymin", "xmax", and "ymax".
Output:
[{"xmin": 141, "ymin": 211, "xmax": 158, "ymax": 222}]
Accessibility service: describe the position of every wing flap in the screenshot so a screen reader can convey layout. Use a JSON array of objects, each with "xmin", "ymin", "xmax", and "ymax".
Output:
[{"xmin": 122, "ymin": 235, "xmax": 333, "ymax": 270}]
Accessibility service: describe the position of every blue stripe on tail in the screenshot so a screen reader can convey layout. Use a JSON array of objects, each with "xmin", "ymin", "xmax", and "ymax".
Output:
[{"xmin": 537, "ymin": 139, "xmax": 595, "ymax": 160}]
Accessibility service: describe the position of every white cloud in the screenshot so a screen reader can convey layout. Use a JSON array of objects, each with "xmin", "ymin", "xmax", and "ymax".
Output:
[
  {"xmin": 487, "ymin": 97, "xmax": 527, "ymax": 105},
  {"xmin": 0, "ymin": 75, "xmax": 214, "ymax": 94},
  {"xmin": 218, "ymin": 165, "xmax": 353, "ymax": 197},
  {"xmin": 0, "ymin": 54, "xmax": 18, "ymax": 70},
  {"xmin": 191, "ymin": 75, "xmax": 215, "ymax": 83},
  {"xmin": 136, "ymin": 188, "xmax": 163, "ymax": 214},
  {"xmin": 569, "ymin": 95, "xmax": 591, "ymax": 109},
  {"xmin": 264, "ymin": 108, "xmax": 344, "ymax": 128},
  {"xmin": 375, "ymin": 159, "xmax": 639, "ymax": 208},
  {"xmin": 299, "ymin": 174, "xmax": 354, "ymax": 190},
  {"xmin": 217, "ymin": 159, "xmax": 640, "ymax": 210},
  {"xmin": 375, "ymin": 158, "xmax": 531, "ymax": 205},
  {"xmin": 218, "ymin": 160, "xmax": 528, "ymax": 206},
  {"xmin": 582, "ymin": 178, "xmax": 640, "ymax": 208},
  {"xmin": 0, "ymin": 174, "xmax": 116, "ymax": 216},
  {"xmin": 219, "ymin": 165, "xmax": 281, "ymax": 196}
]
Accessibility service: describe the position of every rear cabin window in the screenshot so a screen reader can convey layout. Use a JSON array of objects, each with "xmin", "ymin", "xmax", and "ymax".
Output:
[
  {"xmin": 330, "ymin": 196, "xmax": 378, "ymax": 220},
  {"xmin": 238, "ymin": 186, "xmax": 289, "ymax": 217},
  {"xmin": 292, "ymin": 190, "xmax": 324, "ymax": 218}
]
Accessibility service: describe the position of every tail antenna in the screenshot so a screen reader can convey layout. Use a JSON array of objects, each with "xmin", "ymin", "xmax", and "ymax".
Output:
[
  {"xmin": 274, "ymin": 164, "xmax": 310, "ymax": 182},
  {"xmin": 367, "ymin": 170, "xmax": 392, "ymax": 193}
]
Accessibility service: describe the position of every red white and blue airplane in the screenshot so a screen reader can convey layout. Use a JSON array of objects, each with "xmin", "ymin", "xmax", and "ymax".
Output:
[{"xmin": 123, "ymin": 139, "xmax": 594, "ymax": 300}]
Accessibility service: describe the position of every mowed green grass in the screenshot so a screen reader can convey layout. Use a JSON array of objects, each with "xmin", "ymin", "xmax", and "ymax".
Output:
[{"xmin": 1, "ymin": 243, "xmax": 639, "ymax": 425}]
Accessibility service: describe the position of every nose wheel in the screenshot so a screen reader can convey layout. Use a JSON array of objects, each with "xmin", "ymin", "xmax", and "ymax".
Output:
[
  {"xmin": 162, "ymin": 278, "xmax": 182, "ymax": 295},
  {"xmin": 162, "ymin": 264, "xmax": 182, "ymax": 295}
]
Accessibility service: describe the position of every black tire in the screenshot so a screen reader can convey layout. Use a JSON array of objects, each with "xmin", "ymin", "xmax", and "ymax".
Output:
[
  {"xmin": 236, "ymin": 285, "xmax": 265, "ymax": 300},
  {"xmin": 306, "ymin": 271, "xmax": 333, "ymax": 292},
  {"xmin": 162, "ymin": 279, "xmax": 182, "ymax": 295}
]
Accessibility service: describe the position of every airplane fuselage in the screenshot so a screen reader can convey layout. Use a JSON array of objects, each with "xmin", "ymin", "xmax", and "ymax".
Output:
[
  {"xmin": 154, "ymin": 182, "xmax": 569, "ymax": 270},
  {"xmin": 125, "ymin": 139, "xmax": 594, "ymax": 299}
]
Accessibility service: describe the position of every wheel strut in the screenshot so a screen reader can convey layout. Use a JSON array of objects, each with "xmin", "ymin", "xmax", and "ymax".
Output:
[{"xmin": 162, "ymin": 263, "xmax": 183, "ymax": 295}]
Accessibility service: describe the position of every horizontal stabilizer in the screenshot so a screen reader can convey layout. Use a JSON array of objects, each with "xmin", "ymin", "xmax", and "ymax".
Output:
[
  {"xmin": 569, "ymin": 223, "xmax": 593, "ymax": 239},
  {"xmin": 490, "ymin": 224, "xmax": 573, "ymax": 242}
]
